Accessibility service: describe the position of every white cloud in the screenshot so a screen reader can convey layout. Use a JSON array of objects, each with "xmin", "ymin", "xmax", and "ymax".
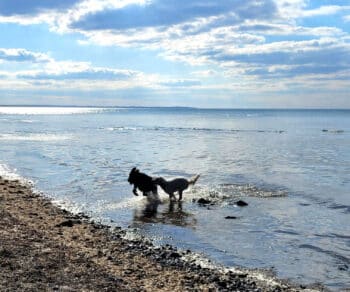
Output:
[
  {"xmin": 0, "ymin": 1, "xmax": 349, "ymax": 107},
  {"xmin": 46, "ymin": 0, "xmax": 348, "ymax": 82},
  {"xmin": 191, "ymin": 70, "xmax": 219, "ymax": 78},
  {"xmin": 301, "ymin": 5, "xmax": 350, "ymax": 18},
  {"xmin": 0, "ymin": 47, "xmax": 209, "ymax": 94},
  {"xmin": 273, "ymin": 0, "xmax": 306, "ymax": 20},
  {"xmin": 0, "ymin": 48, "xmax": 51, "ymax": 63},
  {"xmin": 68, "ymin": 0, "xmax": 276, "ymax": 31},
  {"xmin": 159, "ymin": 79, "xmax": 202, "ymax": 88}
]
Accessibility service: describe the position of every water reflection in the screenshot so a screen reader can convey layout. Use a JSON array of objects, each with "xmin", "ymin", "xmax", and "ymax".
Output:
[{"xmin": 133, "ymin": 199, "xmax": 197, "ymax": 228}]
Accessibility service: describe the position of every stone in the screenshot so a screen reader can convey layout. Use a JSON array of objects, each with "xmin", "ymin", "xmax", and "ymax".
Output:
[
  {"xmin": 236, "ymin": 200, "xmax": 248, "ymax": 207},
  {"xmin": 225, "ymin": 216, "xmax": 238, "ymax": 219},
  {"xmin": 197, "ymin": 198, "xmax": 211, "ymax": 205},
  {"xmin": 55, "ymin": 219, "xmax": 82, "ymax": 228}
]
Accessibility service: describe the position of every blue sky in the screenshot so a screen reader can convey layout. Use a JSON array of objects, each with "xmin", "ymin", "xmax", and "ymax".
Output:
[{"xmin": 0, "ymin": 0, "xmax": 349, "ymax": 108}]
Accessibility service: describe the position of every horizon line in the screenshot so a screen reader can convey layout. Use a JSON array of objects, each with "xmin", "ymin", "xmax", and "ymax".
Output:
[{"xmin": 0, "ymin": 104, "xmax": 350, "ymax": 111}]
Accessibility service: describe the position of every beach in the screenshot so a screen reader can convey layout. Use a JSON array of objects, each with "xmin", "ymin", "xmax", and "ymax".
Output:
[{"xmin": 0, "ymin": 176, "xmax": 318, "ymax": 291}]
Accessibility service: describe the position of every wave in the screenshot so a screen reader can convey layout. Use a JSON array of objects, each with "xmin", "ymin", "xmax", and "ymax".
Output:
[
  {"xmin": 96, "ymin": 183, "xmax": 286, "ymax": 214},
  {"xmin": 99, "ymin": 196, "xmax": 146, "ymax": 211},
  {"xmin": 299, "ymin": 244, "xmax": 350, "ymax": 266},
  {"xmin": 328, "ymin": 203, "xmax": 350, "ymax": 214},
  {"xmin": 106, "ymin": 183, "xmax": 288, "ymax": 209},
  {"xmin": 0, "ymin": 106, "xmax": 110, "ymax": 115},
  {"xmin": 20, "ymin": 119, "xmax": 37, "ymax": 123},
  {"xmin": 105, "ymin": 126, "xmax": 140, "ymax": 131},
  {"xmin": 0, "ymin": 163, "xmax": 32, "ymax": 185},
  {"xmin": 0, "ymin": 133, "xmax": 72, "ymax": 141},
  {"xmin": 189, "ymin": 184, "xmax": 287, "ymax": 204},
  {"xmin": 322, "ymin": 129, "xmax": 345, "ymax": 134},
  {"xmin": 103, "ymin": 126, "xmax": 285, "ymax": 134}
]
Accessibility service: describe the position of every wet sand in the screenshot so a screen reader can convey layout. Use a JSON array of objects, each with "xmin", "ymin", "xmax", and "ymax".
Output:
[{"xmin": 0, "ymin": 176, "xmax": 321, "ymax": 291}]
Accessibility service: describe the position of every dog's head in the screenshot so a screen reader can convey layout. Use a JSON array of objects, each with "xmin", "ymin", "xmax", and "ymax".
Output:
[{"xmin": 128, "ymin": 167, "xmax": 139, "ymax": 184}]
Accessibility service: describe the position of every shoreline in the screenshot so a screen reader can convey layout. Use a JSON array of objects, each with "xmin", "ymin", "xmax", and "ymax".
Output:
[{"xmin": 0, "ymin": 176, "xmax": 323, "ymax": 291}]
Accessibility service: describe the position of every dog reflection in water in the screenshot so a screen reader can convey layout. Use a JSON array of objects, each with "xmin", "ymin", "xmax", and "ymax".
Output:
[
  {"xmin": 134, "ymin": 199, "xmax": 197, "ymax": 228},
  {"xmin": 142, "ymin": 191, "xmax": 161, "ymax": 218}
]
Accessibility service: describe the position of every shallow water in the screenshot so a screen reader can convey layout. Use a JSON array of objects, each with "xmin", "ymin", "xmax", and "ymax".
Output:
[{"xmin": 0, "ymin": 106, "xmax": 349, "ymax": 289}]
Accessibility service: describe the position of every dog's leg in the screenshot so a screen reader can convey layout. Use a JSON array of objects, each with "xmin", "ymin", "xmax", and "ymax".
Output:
[
  {"xmin": 178, "ymin": 190, "xmax": 183, "ymax": 201},
  {"xmin": 153, "ymin": 190, "xmax": 161, "ymax": 203},
  {"xmin": 133, "ymin": 187, "xmax": 139, "ymax": 196},
  {"xmin": 169, "ymin": 193, "xmax": 176, "ymax": 201},
  {"xmin": 147, "ymin": 190, "xmax": 161, "ymax": 203},
  {"xmin": 142, "ymin": 192, "xmax": 148, "ymax": 196}
]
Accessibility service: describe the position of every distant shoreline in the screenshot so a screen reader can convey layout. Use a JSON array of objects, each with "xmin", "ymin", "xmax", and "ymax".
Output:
[{"xmin": 0, "ymin": 104, "xmax": 349, "ymax": 111}]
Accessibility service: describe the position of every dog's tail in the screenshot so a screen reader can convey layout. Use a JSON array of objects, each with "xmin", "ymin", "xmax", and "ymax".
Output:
[{"xmin": 188, "ymin": 174, "xmax": 200, "ymax": 185}]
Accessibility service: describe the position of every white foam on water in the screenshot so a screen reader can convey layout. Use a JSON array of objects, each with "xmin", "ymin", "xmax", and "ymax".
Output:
[
  {"xmin": 0, "ymin": 106, "xmax": 107, "ymax": 115},
  {"xmin": 0, "ymin": 163, "xmax": 33, "ymax": 185},
  {"xmin": 182, "ymin": 250, "xmax": 302, "ymax": 290},
  {"xmin": 190, "ymin": 184, "xmax": 287, "ymax": 204},
  {"xmin": 227, "ymin": 267, "xmax": 318, "ymax": 291},
  {"xmin": 104, "ymin": 126, "xmax": 140, "ymax": 131},
  {"xmin": 99, "ymin": 191, "xmax": 170, "ymax": 212},
  {"xmin": 100, "ymin": 196, "xmax": 145, "ymax": 211},
  {"xmin": 52, "ymin": 197, "xmax": 88, "ymax": 215},
  {"xmin": 20, "ymin": 119, "xmax": 36, "ymax": 123},
  {"xmin": 181, "ymin": 251, "xmax": 221, "ymax": 270},
  {"xmin": 0, "ymin": 133, "xmax": 72, "ymax": 141}
]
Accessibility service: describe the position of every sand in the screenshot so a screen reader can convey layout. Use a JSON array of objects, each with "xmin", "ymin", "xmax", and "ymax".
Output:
[{"xmin": 0, "ymin": 176, "xmax": 321, "ymax": 291}]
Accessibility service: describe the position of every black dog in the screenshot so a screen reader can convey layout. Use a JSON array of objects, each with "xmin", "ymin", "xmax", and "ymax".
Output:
[{"xmin": 128, "ymin": 167, "xmax": 157, "ymax": 196}]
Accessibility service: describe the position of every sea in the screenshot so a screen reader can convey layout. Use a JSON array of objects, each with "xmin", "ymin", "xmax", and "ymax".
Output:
[{"xmin": 0, "ymin": 106, "xmax": 349, "ymax": 290}]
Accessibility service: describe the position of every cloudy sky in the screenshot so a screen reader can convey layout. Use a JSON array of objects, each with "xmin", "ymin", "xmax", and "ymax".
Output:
[{"xmin": 0, "ymin": 0, "xmax": 349, "ymax": 108}]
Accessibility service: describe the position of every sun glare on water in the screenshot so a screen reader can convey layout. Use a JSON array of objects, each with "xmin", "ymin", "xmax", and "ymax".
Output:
[{"xmin": 0, "ymin": 107, "xmax": 107, "ymax": 115}]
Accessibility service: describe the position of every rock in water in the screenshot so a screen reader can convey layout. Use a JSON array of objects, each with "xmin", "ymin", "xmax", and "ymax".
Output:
[
  {"xmin": 197, "ymin": 198, "xmax": 211, "ymax": 205},
  {"xmin": 236, "ymin": 200, "xmax": 248, "ymax": 207},
  {"xmin": 225, "ymin": 216, "xmax": 238, "ymax": 219}
]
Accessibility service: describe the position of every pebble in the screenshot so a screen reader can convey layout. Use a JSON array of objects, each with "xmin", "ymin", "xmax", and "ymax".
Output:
[
  {"xmin": 225, "ymin": 216, "xmax": 238, "ymax": 219},
  {"xmin": 55, "ymin": 219, "xmax": 82, "ymax": 228},
  {"xmin": 197, "ymin": 198, "xmax": 211, "ymax": 205},
  {"xmin": 236, "ymin": 200, "xmax": 248, "ymax": 207}
]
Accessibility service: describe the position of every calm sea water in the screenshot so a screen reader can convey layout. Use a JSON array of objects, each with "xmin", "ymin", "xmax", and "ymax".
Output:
[{"xmin": 0, "ymin": 106, "xmax": 349, "ymax": 289}]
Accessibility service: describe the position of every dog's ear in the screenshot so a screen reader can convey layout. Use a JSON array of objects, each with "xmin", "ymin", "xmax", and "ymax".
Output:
[
  {"xmin": 135, "ymin": 168, "xmax": 140, "ymax": 173},
  {"xmin": 131, "ymin": 167, "xmax": 137, "ymax": 173}
]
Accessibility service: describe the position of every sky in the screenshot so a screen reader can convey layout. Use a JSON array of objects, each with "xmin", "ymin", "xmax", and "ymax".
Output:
[{"xmin": 0, "ymin": 0, "xmax": 349, "ymax": 108}]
